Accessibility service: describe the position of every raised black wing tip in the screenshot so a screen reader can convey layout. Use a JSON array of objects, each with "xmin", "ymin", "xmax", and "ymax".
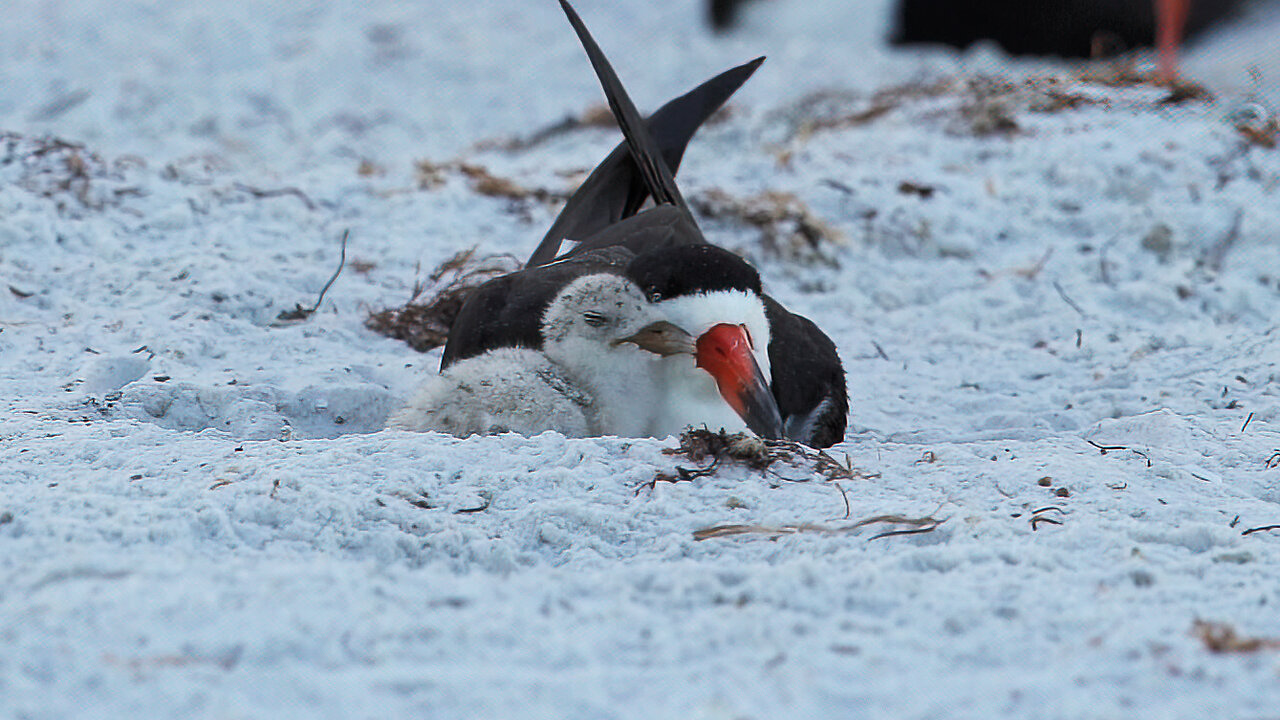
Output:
[
  {"xmin": 529, "ymin": 22, "xmax": 763, "ymax": 269},
  {"xmin": 557, "ymin": 0, "xmax": 685, "ymax": 209}
]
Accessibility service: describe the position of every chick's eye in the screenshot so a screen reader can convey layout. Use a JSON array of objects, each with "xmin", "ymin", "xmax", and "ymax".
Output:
[{"xmin": 583, "ymin": 311, "xmax": 609, "ymax": 327}]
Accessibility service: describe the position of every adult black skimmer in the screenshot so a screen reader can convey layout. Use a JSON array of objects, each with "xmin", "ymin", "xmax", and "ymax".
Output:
[
  {"xmin": 391, "ymin": 274, "xmax": 698, "ymax": 437},
  {"xmin": 892, "ymin": 0, "xmax": 1245, "ymax": 78},
  {"xmin": 442, "ymin": 0, "xmax": 847, "ymax": 447}
]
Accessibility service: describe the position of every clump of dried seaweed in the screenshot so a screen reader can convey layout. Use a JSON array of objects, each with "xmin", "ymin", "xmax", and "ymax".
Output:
[
  {"xmin": 762, "ymin": 75, "xmax": 1106, "ymax": 150},
  {"xmin": 415, "ymin": 159, "xmax": 570, "ymax": 204},
  {"xmin": 2, "ymin": 131, "xmax": 143, "ymax": 215},
  {"xmin": 958, "ymin": 76, "xmax": 1105, "ymax": 136},
  {"xmin": 1234, "ymin": 110, "xmax": 1278, "ymax": 150},
  {"xmin": 1193, "ymin": 619, "xmax": 1280, "ymax": 654},
  {"xmin": 691, "ymin": 188, "xmax": 845, "ymax": 266},
  {"xmin": 365, "ymin": 247, "xmax": 521, "ymax": 352},
  {"xmin": 649, "ymin": 429, "xmax": 880, "ymax": 489},
  {"xmin": 1075, "ymin": 61, "xmax": 1210, "ymax": 104},
  {"xmin": 762, "ymin": 80, "xmax": 955, "ymax": 145},
  {"xmin": 650, "ymin": 429, "xmax": 942, "ymax": 543}
]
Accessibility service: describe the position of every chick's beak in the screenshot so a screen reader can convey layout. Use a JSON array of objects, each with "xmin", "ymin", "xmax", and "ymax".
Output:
[
  {"xmin": 612, "ymin": 320, "xmax": 697, "ymax": 357},
  {"xmin": 695, "ymin": 323, "xmax": 784, "ymax": 440}
]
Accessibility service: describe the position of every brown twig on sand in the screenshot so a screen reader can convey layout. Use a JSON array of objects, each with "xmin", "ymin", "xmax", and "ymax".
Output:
[
  {"xmin": 274, "ymin": 230, "xmax": 349, "ymax": 325},
  {"xmin": 1086, "ymin": 439, "xmax": 1152, "ymax": 467},
  {"xmin": 233, "ymin": 182, "xmax": 317, "ymax": 211},
  {"xmin": 979, "ymin": 248, "xmax": 1054, "ymax": 281},
  {"xmin": 693, "ymin": 513, "xmax": 943, "ymax": 542},
  {"xmin": 471, "ymin": 103, "xmax": 628, "ymax": 152},
  {"xmin": 1075, "ymin": 61, "xmax": 1210, "ymax": 104}
]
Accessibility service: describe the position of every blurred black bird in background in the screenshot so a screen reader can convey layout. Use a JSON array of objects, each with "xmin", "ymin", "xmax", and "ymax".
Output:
[{"xmin": 709, "ymin": 0, "xmax": 1247, "ymax": 82}]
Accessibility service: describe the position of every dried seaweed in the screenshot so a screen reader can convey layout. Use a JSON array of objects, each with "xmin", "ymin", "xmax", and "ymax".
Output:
[
  {"xmin": 1238, "ymin": 122, "xmax": 1278, "ymax": 149},
  {"xmin": 414, "ymin": 159, "xmax": 570, "ymax": 204},
  {"xmin": 1193, "ymin": 620, "xmax": 1280, "ymax": 654},
  {"xmin": 770, "ymin": 75, "xmax": 1106, "ymax": 148},
  {"xmin": 651, "ymin": 430, "xmax": 932, "ymax": 542},
  {"xmin": 472, "ymin": 103, "xmax": 618, "ymax": 152},
  {"xmin": 690, "ymin": 188, "xmax": 844, "ymax": 266},
  {"xmin": 365, "ymin": 248, "xmax": 521, "ymax": 352},
  {"xmin": 3, "ymin": 131, "xmax": 142, "ymax": 214},
  {"xmin": 961, "ymin": 77, "xmax": 1023, "ymax": 136},
  {"xmin": 663, "ymin": 428, "xmax": 774, "ymax": 469},
  {"xmin": 767, "ymin": 80, "xmax": 954, "ymax": 144},
  {"xmin": 1075, "ymin": 61, "xmax": 1210, "ymax": 104},
  {"xmin": 647, "ymin": 429, "xmax": 880, "ymax": 491}
]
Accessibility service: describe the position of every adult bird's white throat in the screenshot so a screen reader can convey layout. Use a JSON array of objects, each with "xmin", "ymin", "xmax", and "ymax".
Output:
[{"xmin": 648, "ymin": 288, "xmax": 782, "ymax": 440}]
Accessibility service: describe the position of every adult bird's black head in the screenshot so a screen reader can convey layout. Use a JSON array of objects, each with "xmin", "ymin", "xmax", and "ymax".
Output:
[
  {"xmin": 627, "ymin": 243, "xmax": 847, "ymax": 448},
  {"xmin": 628, "ymin": 244, "xmax": 762, "ymax": 301}
]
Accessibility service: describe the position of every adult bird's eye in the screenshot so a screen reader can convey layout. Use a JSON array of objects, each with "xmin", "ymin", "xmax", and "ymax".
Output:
[{"xmin": 583, "ymin": 311, "xmax": 609, "ymax": 327}]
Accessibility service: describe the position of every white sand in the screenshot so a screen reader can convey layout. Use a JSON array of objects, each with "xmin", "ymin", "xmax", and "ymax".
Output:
[{"xmin": 3, "ymin": 1, "xmax": 1279, "ymax": 717}]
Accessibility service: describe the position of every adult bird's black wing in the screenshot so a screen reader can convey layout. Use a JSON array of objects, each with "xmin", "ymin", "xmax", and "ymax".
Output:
[
  {"xmin": 527, "ymin": 56, "xmax": 764, "ymax": 268},
  {"xmin": 762, "ymin": 297, "xmax": 849, "ymax": 448},
  {"xmin": 557, "ymin": 0, "xmax": 686, "ymax": 211}
]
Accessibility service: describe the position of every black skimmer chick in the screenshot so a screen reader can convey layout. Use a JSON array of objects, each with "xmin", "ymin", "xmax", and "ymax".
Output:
[
  {"xmin": 442, "ymin": 0, "xmax": 847, "ymax": 447},
  {"xmin": 389, "ymin": 274, "xmax": 699, "ymax": 437}
]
